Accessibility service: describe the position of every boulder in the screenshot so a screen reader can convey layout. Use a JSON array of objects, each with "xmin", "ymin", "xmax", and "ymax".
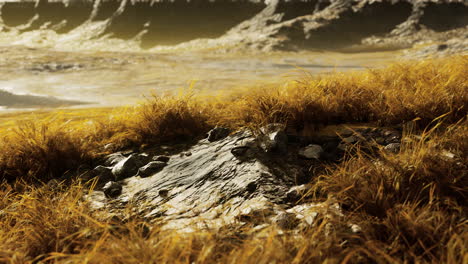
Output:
[
  {"xmin": 375, "ymin": 137, "xmax": 386, "ymax": 145},
  {"xmin": 207, "ymin": 127, "xmax": 230, "ymax": 142},
  {"xmin": 231, "ymin": 146, "xmax": 250, "ymax": 157},
  {"xmin": 112, "ymin": 154, "xmax": 149, "ymax": 181},
  {"xmin": 92, "ymin": 165, "xmax": 115, "ymax": 184},
  {"xmin": 298, "ymin": 144, "xmax": 324, "ymax": 160},
  {"xmin": 80, "ymin": 165, "xmax": 115, "ymax": 185},
  {"xmin": 383, "ymin": 129, "xmax": 401, "ymax": 144}
]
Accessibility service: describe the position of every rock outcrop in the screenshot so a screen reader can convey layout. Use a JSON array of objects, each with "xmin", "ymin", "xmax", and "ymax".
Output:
[
  {"xmin": 84, "ymin": 124, "xmax": 404, "ymax": 232},
  {"xmin": 0, "ymin": 0, "xmax": 466, "ymax": 54},
  {"xmin": 223, "ymin": 0, "xmax": 467, "ymax": 53}
]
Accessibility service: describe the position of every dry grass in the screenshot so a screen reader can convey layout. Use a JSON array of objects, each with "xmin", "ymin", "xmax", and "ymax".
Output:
[
  {"xmin": 127, "ymin": 92, "xmax": 213, "ymax": 147},
  {"xmin": 313, "ymin": 123, "xmax": 467, "ymax": 215},
  {"xmin": 0, "ymin": 121, "xmax": 90, "ymax": 183},
  {"xmin": 0, "ymin": 181, "xmax": 369, "ymax": 264},
  {"xmin": 311, "ymin": 121, "xmax": 467, "ymax": 262},
  {"xmin": 220, "ymin": 56, "xmax": 467, "ymax": 129},
  {"xmin": 1, "ymin": 56, "xmax": 465, "ymax": 183},
  {"xmin": 0, "ymin": 56, "xmax": 466, "ymax": 263},
  {"xmin": 0, "ymin": 109, "xmax": 114, "ymax": 183}
]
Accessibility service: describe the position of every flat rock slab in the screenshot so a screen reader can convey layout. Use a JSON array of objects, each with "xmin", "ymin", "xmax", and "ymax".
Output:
[
  {"xmin": 88, "ymin": 130, "xmax": 305, "ymax": 229},
  {"xmin": 87, "ymin": 123, "xmax": 402, "ymax": 231}
]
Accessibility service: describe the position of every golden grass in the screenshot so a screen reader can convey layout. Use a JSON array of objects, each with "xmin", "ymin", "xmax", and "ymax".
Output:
[
  {"xmin": 219, "ymin": 56, "xmax": 467, "ymax": 128},
  {"xmin": 0, "ymin": 56, "xmax": 466, "ymax": 263},
  {"xmin": 310, "ymin": 122, "xmax": 467, "ymax": 262},
  {"xmin": 1, "ymin": 56, "xmax": 464, "ymax": 183},
  {"xmin": 313, "ymin": 123, "xmax": 468, "ymax": 215},
  {"xmin": 0, "ymin": 108, "xmax": 114, "ymax": 183},
  {"xmin": 0, "ymin": 180, "xmax": 377, "ymax": 264}
]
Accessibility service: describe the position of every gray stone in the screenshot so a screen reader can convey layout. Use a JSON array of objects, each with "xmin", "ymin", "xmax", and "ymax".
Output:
[
  {"xmin": 342, "ymin": 136, "xmax": 359, "ymax": 144},
  {"xmin": 153, "ymin": 155, "xmax": 170, "ymax": 163},
  {"xmin": 136, "ymin": 153, "xmax": 151, "ymax": 162},
  {"xmin": 104, "ymin": 153, "xmax": 126, "ymax": 167},
  {"xmin": 112, "ymin": 154, "xmax": 147, "ymax": 180},
  {"xmin": 80, "ymin": 165, "xmax": 114, "ymax": 185},
  {"xmin": 137, "ymin": 161, "xmax": 167, "ymax": 178},
  {"xmin": 93, "ymin": 165, "xmax": 115, "ymax": 184},
  {"xmin": 441, "ymin": 150, "xmax": 456, "ymax": 160},
  {"xmin": 384, "ymin": 143, "xmax": 401, "ymax": 153},
  {"xmin": 337, "ymin": 143, "xmax": 347, "ymax": 152},
  {"xmin": 180, "ymin": 152, "xmax": 192, "ymax": 157},
  {"xmin": 338, "ymin": 135, "xmax": 360, "ymax": 151},
  {"xmin": 103, "ymin": 181, "xmax": 122, "ymax": 198},
  {"xmin": 88, "ymin": 129, "xmax": 301, "ymax": 227},
  {"xmin": 375, "ymin": 137, "xmax": 386, "ymax": 145},
  {"xmin": 298, "ymin": 144, "xmax": 324, "ymax": 159},
  {"xmin": 382, "ymin": 129, "xmax": 401, "ymax": 144},
  {"xmin": 258, "ymin": 123, "xmax": 288, "ymax": 153},
  {"xmin": 207, "ymin": 127, "xmax": 230, "ymax": 142},
  {"xmin": 231, "ymin": 146, "xmax": 250, "ymax": 157},
  {"xmin": 385, "ymin": 135, "xmax": 401, "ymax": 144},
  {"xmin": 158, "ymin": 189, "xmax": 169, "ymax": 198}
]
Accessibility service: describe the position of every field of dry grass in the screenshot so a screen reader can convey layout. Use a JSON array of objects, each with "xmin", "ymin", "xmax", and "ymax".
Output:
[{"xmin": 0, "ymin": 56, "xmax": 466, "ymax": 263}]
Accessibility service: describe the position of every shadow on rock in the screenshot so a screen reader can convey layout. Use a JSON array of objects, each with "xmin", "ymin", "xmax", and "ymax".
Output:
[{"xmin": 84, "ymin": 123, "xmax": 403, "ymax": 232}]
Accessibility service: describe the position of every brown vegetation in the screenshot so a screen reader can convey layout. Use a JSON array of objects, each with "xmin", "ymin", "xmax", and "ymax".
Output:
[{"xmin": 0, "ymin": 56, "xmax": 466, "ymax": 263}]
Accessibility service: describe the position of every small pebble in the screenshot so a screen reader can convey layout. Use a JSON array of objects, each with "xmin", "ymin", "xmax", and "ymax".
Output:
[
  {"xmin": 384, "ymin": 143, "xmax": 401, "ymax": 153},
  {"xmin": 153, "ymin": 155, "xmax": 170, "ymax": 162},
  {"xmin": 246, "ymin": 182, "xmax": 257, "ymax": 193},
  {"xmin": 159, "ymin": 189, "xmax": 169, "ymax": 198},
  {"xmin": 103, "ymin": 181, "xmax": 122, "ymax": 198},
  {"xmin": 231, "ymin": 146, "xmax": 249, "ymax": 156}
]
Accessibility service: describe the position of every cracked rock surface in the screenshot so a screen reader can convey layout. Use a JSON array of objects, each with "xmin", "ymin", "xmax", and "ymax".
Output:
[
  {"xmin": 88, "ymin": 129, "xmax": 304, "ymax": 229},
  {"xmin": 84, "ymin": 124, "xmax": 405, "ymax": 232}
]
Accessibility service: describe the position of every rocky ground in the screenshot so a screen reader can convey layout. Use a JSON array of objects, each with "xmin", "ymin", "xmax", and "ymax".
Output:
[
  {"xmin": 51, "ymin": 123, "xmax": 407, "ymax": 234},
  {"xmin": 0, "ymin": 1, "xmax": 465, "ymax": 261},
  {"xmin": 0, "ymin": 54, "xmax": 465, "ymax": 263}
]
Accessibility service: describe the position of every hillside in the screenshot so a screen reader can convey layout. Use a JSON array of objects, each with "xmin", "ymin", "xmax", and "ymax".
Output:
[{"xmin": 0, "ymin": 56, "xmax": 466, "ymax": 263}]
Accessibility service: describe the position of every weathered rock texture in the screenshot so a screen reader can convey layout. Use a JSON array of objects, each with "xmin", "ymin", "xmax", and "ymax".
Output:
[
  {"xmin": 88, "ymin": 129, "xmax": 306, "ymax": 230},
  {"xmin": 84, "ymin": 124, "xmax": 404, "ymax": 231},
  {"xmin": 0, "ymin": 0, "xmax": 466, "ymax": 53}
]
